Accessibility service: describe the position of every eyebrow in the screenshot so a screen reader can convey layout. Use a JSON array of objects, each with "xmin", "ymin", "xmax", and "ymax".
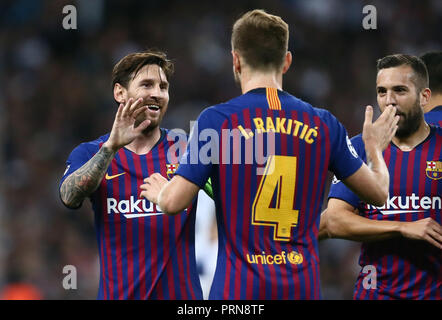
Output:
[
  {"xmin": 138, "ymin": 78, "xmax": 169, "ymax": 87},
  {"xmin": 376, "ymin": 85, "xmax": 409, "ymax": 91}
]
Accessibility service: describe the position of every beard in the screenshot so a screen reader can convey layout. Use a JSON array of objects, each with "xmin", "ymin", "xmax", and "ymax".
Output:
[
  {"xmin": 395, "ymin": 97, "xmax": 424, "ymax": 139},
  {"xmin": 134, "ymin": 106, "xmax": 165, "ymax": 133}
]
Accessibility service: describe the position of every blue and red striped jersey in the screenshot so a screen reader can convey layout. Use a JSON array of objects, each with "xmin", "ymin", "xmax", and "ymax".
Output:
[
  {"xmin": 425, "ymin": 105, "xmax": 442, "ymax": 127},
  {"xmin": 329, "ymin": 126, "xmax": 442, "ymax": 300},
  {"xmin": 60, "ymin": 129, "xmax": 203, "ymax": 300},
  {"xmin": 176, "ymin": 87, "xmax": 363, "ymax": 299}
]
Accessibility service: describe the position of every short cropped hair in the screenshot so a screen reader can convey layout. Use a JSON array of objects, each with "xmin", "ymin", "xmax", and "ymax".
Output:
[
  {"xmin": 420, "ymin": 51, "xmax": 442, "ymax": 94},
  {"xmin": 376, "ymin": 54, "xmax": 429, "ymax": 92},
  {"xmin": 111, "ymin": 50, "xmax": 174, "ymax": 90},
  {"xmin": 232, "ymin": 9, "xmax": 289, "ymax": 71}
]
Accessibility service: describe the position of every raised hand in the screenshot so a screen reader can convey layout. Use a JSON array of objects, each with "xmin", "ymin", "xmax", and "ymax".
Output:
[
  {"xmin": 362, "ymin": 105, "xmax": 399, "ymax": 152},
  {"xmin": 103, "ymin": 98, "xmax": 151, "ymax": 152}
]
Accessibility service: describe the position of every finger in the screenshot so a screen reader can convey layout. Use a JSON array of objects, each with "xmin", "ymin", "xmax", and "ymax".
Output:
[
  {"xmin": 377, "ymin": 106, "xmax": 393, "ymax": 124},
  {"xmin": 388, "ymin": 119, "xmax": 399, "ymax": 140},
  {"xmin": 116, "ymin": 103, "xmax": 124, "ymax": 119},
  {"xmin": 135, "ymin": 119, "xmax": 151, "ymax": 133},
  {"xmin": 132, "ymin": 105, "xmax": 147, "ymax": 120},
  {"xmin": 154, "ymin": 173, "xmax": 166, "ymax": 180},
  {"xmin": 121, "ymin": 98, "xmax": 134, "ymax": 116},
  {"xmin": 380, "ymin": 105, "xmax": 394, "ymax": 121},
  {"xmin": 364, "ymin": 105, "xmax": 373, "ymax": 125},
  {"xmin": 425, "ymin": 233, "xmax": 442, "ymax": 249},
  {"xmin": 128, "ymin": 97, "xmax": 144, "ymax": 115},
  {"xmin": 429, "ymin": 223, "xmax": 442, "ymax": 240}
]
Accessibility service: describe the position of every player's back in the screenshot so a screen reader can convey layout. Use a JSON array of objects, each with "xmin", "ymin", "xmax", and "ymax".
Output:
[{"xmin": 202, "ymin": 88, "xmax": 362, "ymax": 299}]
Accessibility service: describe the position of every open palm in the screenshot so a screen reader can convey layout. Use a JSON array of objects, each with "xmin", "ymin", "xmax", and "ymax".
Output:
[{"xmin": 105, "ymin": 97, "xmax": 151, "ymax": 151}]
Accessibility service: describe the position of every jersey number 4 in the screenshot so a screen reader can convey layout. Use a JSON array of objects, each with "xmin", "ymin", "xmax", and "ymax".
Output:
[{"xmin": 252, "ymin": 155, "xmax": 299, "ymax": 242}]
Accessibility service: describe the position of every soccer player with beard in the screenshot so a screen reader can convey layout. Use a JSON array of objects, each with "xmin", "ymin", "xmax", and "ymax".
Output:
[
  {"xmin": 421, "ymin": 51, "xmax": 442, "ymax": 126},
  {"xmin": 59, "ymin": 51, "xmax": 203, "ymax": 300},
  {"xmin": 139, "ymin": 10, "xmax": 399, "ymax": 299},
  {"xmin": 320, "ymin": 54, "xmax": 442, "ymax": 299}
]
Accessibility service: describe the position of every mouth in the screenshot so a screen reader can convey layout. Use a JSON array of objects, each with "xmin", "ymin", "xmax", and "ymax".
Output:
[
  {"xmin": 147, "ymin": 104, "xmax": 161, "ymax": 111},
  {"xmin": 395, "ymin": 109, "xmax": 405, "ymax": 118}
]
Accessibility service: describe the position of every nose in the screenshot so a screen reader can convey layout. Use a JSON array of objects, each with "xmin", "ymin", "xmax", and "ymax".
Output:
[
  {"xmin": 149, "ymin": 85, "xmax": 161, "ymax": 99},
  {"xmin": 385, "ymin": 90, "xmax": 397, "ymax": 107}
]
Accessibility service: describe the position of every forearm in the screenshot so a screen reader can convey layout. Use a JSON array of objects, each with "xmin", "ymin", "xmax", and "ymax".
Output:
[
  {"xmin": 326, "ymin": 209, "xmax": 402, "ymax": 242},
  {"xmin": 157, "ymin": 175, "xmax": 200, "ymax": 215},
  {"xmin": 318, "ymin": 211, "xmax": 330, "ymax": 241},
  {"xmin": 60, "ymin": 145, "xmax": 117, "ymax": 208},
  {"xmin": 365, "ymin": 144, "xmax": 390, "ymax": 199}
]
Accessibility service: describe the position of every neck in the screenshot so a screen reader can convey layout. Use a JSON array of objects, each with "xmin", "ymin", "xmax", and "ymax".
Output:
[
  {"xmin": 240, "ymin": 69, "xmax": 283, "ymax": 93},
  {"xmin": 125, "ymin": 127, "xmax": 162, "ymax": 155},
  {"xmin": 423, "ymin": 93, "xmax": 442, "ymax": 113},
  {"xmin": 392, "ymin": 120, "xmax": 430, "ymax": 151}
]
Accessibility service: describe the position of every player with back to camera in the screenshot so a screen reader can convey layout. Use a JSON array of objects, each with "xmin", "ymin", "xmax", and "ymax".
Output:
[{"xmin": 140, "ymin": 9, "xmax": 399, "ymax": 299}]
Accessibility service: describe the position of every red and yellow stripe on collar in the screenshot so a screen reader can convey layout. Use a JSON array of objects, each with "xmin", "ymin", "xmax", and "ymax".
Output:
[{"xmin": 266, "ymin": 87, "xmax": 281, "ymax": 110}]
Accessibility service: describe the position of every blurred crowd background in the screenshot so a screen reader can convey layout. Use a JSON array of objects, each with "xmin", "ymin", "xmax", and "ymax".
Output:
[{"xmin": 0, "ymin": 0, "xmax": 440, "ymax": 299}]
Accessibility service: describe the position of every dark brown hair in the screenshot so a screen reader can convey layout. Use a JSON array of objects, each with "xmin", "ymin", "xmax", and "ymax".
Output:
[
  {"xmin": 232, "ymin": 9, "xmax": 289, "ymax": 71},
  {"xmin": 420, "ymin": 51, "xmax": 442, "ymax": 94},
  {"xmin": 377, "ymin": 54, "xmax": 428, "ymax": 92},
  {"xmin": 111, "ymin": 50, "xmax": 174, "ymax": 90}
]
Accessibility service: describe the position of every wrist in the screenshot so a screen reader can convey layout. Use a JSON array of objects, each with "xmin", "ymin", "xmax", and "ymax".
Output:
[
  {"xmin": 397, "ymin": 222, "xmax": 408, "ymax": 238},
  {"xmin": 102, "ymin": 141, "xmax": 120, "ymax": 154}
]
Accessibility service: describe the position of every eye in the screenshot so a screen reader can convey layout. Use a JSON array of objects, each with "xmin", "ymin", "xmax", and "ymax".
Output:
[{"xmin": 140, "ymin": 81, "xmax": 153, "ymax": 88}]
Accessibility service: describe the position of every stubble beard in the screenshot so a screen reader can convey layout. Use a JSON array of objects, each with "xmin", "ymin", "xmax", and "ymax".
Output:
[{"xmin": 395, "ymin": 97, "xmax": 424, "ymax": 139}]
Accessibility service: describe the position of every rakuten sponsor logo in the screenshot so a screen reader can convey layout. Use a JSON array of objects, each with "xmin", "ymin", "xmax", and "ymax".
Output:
[
  {"xmin": 367, "ymin": 193, "xmax": 441, "ymax": 215},
  {"xmin": 107, "ymin": 196, "xmax": 163, "ymax": 219}
]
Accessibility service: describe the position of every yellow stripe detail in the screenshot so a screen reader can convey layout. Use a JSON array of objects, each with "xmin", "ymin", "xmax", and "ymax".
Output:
[{"xmin": 266, "ymin": 87, "xmax": 281, "ymax": 110}]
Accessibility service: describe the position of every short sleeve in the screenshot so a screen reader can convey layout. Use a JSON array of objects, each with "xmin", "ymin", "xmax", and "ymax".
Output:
[
  {"xmin": 327, "ymin": 114, "xmax": 363, "ymax": 180},
  {"xmin": 175, "ymin": 107, "xmax": 222, "ymax": 188},
  {"xmin": 328, "ymin": 135, "xmax": 366, "ymax": 207}
]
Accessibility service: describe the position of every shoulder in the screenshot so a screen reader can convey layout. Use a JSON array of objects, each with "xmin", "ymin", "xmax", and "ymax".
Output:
[
  {"xmin": 196, "ymin": 102, "xmax": 233, "ymax": 124},
  {"xmin": 350, "ymin": 133, "xmax": 364, "ymax": 145},
  {"xmin": 71, "ymin": 133, "xmax": 109, "ymax": 155}
]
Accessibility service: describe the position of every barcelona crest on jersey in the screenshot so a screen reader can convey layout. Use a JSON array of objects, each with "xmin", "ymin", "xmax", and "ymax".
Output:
[
  {"xmin": 166, "ymin": 163, "xmax": 179, "ymax": 179},
  {"xmin": 426, "ymin": 160, "xmax": 442, "ymax": 180}
]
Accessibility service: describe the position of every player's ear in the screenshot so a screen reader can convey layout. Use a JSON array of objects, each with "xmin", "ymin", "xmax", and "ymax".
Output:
[
  {"xmin": 114, "ymin": 83, "xmax": 127, "ymax": 104},
  {"xmin": 232, "ymin": 50, "xmax": 241, "ymax": 74},
  {"xmin": 282, "ymin": 51, "xmax": 292, "ymax": 74},
  {"xmin": 419, "ymin": 87, "xmax": 431, "ymax": 108}
]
